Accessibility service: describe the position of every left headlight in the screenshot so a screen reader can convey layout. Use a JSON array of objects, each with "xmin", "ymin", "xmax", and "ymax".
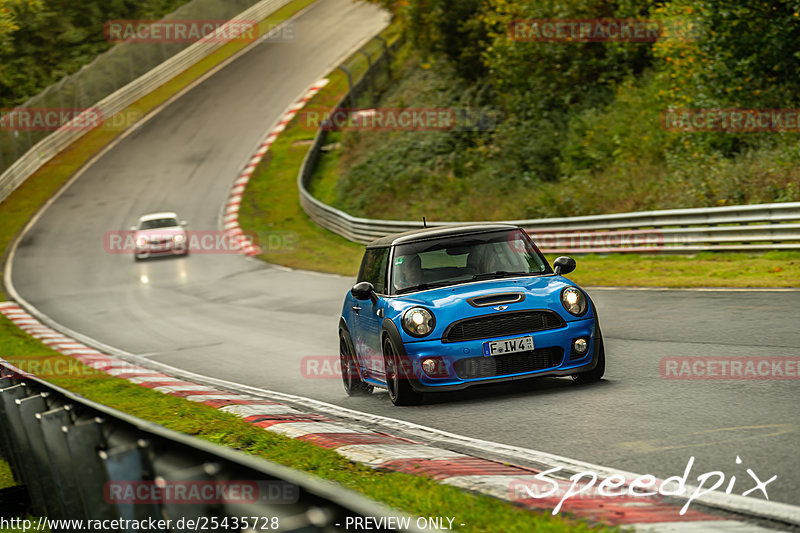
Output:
[
  {"xmin": 173, "ymin": 234, "xmax": 185, "ymax": 243},
  {"xmin": 402, "ymin": 307, "xmax": 436, "ymax": 337},
  {"xmin": 561, "ymin": 287, "xmax": 588, "ymax": 316}
]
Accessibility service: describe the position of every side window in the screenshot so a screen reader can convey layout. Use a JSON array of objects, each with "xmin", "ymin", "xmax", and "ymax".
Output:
[{"xmin": 357, "ymin": 247, "xmax": 390, "ymax": 294}]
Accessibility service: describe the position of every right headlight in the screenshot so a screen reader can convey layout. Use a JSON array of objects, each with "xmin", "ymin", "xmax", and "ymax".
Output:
[
  {"xmin": 561, "ymin": 287, "xmax": 588, "ymax": 316},
  {"xmin": 402, "ymin": 307, "xmax": 436, "ymax": 337}
]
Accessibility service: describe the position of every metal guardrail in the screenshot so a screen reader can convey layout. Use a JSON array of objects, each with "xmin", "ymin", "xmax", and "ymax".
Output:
[
  {"xmin": 296, "ymin": 43, "xmax": 800, "ymax": 252},
  {"xmin": 0, "ymin": 359, "xmax": 420, "ymax": 531},
  {"xmin": 0, "ymin": 0, "xmax": 293, "ymax": 205}
]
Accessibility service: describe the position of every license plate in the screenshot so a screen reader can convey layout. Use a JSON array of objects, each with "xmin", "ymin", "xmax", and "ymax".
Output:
[{"xmin": 483, "ymin": 335, "xmax": 534, "ymax": 356}]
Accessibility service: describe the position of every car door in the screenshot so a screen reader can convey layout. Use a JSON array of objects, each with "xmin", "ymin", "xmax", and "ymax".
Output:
[{"xmin": 350, "ymin": 246, "xmax": 390, "ymax": 378}]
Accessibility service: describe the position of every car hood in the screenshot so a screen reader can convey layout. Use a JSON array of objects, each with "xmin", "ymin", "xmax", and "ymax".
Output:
[{"xmin": 386, "ymin": 275, "xmax": 591, "ymax": 340}]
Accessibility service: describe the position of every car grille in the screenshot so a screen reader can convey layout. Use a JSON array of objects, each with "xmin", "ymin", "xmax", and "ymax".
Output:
[
  {"xmin": 454, "ymin": 347, "xmax": 563, "ymax": 379},
  {"xmin": 443, "ymin": 311, "xmax": 565, "ymax": 343}
]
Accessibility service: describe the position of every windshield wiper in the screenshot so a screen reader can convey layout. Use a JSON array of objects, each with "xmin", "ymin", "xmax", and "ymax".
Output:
[
  {"xmin": 396, "ymin": 280, "xmax": 461, "ymax": 294},
  {"xmin": 470, "ymin": 271, "xmax": 533, "ymax": 281}
]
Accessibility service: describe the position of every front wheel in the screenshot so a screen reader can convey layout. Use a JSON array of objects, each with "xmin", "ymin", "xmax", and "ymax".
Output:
[
  {"xmin": 383, "ymin": 336, "xmax": 423, "ymax": 406},
  {"xmin": 340, "ymin": 334, "xmax": 373, "ymax": 396},
  {"xmin": 572, "ymin": 332, "xmax": 605, "ymax": 384}
]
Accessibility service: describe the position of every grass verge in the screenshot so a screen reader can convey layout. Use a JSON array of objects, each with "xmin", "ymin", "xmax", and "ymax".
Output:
[
  {"xmin": 546, "ymin": 251, "xmax": 800, "ymax": 288},
  {"xmin": 0, "ymin": 10, "xmax": 609, "ymax": 532}
]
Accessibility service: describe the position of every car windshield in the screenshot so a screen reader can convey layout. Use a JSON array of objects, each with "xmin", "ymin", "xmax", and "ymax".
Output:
[
  {"xmin": 391, "ymin": 229, "xmax": 551, "ymax": 294},
  {"xmin": 139, "ymin": 217, "xmax": 179, "ymax": 230}
]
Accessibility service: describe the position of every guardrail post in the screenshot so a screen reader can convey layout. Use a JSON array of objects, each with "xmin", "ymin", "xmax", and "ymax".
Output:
[
  {"xmin": 101, "ymin": 439, "xmax": 161, "ymax": 522},
  {"xmin": 18, "ymin": 393, "xmax": 67, "ymax": 520},
  {"xmin": 0, "ymin": 384, "xmax": 47, "ymax": 515},
  {"xmin": 157, "ymin": 462, "xmax": 219, "ymax": 525},
  {"xmin": 39, "ymin": 405, "xmax": 89, "ymax": 520},
  {"xmin": 0, "ymin": 378, "xmax": 19, "ymax": 480},
  {"xmin": 64, "ymin": 417, "xmax": 119, "ymax": 522},
  {"xmin": 375, "ymin": 35, "xmax": 390, "ymax": 78},
  {"xmin": 338, "ymin": 65, "xmax": 354, "ymax": 108},
  {"xmin": 357, "ymin": 49, "xmax": 375, "ymax": 105}
]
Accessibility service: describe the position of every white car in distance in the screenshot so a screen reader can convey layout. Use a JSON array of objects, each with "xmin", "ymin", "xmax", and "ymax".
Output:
[{"xmin": 131, "ymin": 212, "xmax": 188, "ymax": 261}]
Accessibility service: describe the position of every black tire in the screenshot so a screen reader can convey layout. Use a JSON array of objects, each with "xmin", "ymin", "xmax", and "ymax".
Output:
[
  {"xmin": 340, "ymin": 334, "xmax": 373, "ymax": 396},
  {"xmin": 383, "ymin": 335, "xmax": 423, "ymax": 406},
  {"xmin": 572, "ymin": 331, "xmax": 605, "ymax": 384}
]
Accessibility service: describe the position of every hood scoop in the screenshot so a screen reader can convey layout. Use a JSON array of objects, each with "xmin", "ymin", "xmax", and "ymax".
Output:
[{"xmin": 467, "ymin": 292, "xmax": 525, "ymax": 308}]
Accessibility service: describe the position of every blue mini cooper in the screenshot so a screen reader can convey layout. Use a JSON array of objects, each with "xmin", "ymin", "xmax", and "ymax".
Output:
[{"xmin": 338, "ymin": 224, "xmax": 605, "ymax": 405}]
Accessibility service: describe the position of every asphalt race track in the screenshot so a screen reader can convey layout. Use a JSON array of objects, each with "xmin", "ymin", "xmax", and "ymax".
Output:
[{"xmin": 9, "ymin": 0, "xmax": 800, "ymax": 509}]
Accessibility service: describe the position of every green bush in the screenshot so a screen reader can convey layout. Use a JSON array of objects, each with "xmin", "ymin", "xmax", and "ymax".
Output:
[
  {"xmin": 0, "ymin": 0, "xmax": 193, "ymax": 106},
  {"xmin": 320, "ymin": 0, "xmax": 800, "ymax": 220}
]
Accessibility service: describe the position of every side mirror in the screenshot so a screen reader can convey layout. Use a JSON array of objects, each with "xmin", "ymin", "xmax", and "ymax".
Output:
[
  {"xmin": 553, "ymin": 256, "xmax": 576, "ymax": 276},
  {"xmin": 180, "ymin": 220, "xmax": 188, "ymax": 227},
  {"xmin": 351, "ymin": 281, "xmax": 376, "ymax": 302},
  {"xmin": 129, "ymin": 226, "xmax": 138, "ymax": 231}
]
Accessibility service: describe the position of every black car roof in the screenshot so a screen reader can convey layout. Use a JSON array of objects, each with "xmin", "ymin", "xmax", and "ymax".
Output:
[{"xmin": 366, "ymin": 223, "xmax": 521, "ymax": 248}]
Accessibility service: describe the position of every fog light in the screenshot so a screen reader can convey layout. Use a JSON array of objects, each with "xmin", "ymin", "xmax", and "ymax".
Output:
[
  {"xmin": 573, "ymin": 338, "xmax": 588, "ymax": 354},
  {"xmin": 421, "ymin": 357, "xmax": 448, "ymax": 378}
]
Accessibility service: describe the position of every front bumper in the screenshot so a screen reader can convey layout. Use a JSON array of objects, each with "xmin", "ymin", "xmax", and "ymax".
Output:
[
  {"xmin": 135, "ymin": 242, "xmax": 187, "ymax": 258},
  {"xmin": 402, "ymin": 317, "xmax": 597, "ymax": 392}
]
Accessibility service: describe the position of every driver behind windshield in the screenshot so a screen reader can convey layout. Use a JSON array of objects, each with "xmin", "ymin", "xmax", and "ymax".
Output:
[{"xmin": 394, "ymin": 254, "xmax": 423, "ymax": 290}]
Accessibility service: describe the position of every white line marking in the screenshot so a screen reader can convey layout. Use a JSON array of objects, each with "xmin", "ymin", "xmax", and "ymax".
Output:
[
  {"xmin": 128, "ymin": 376, "xmax": 183, "ymax": 384},
  {"xmin": 335, "ymin": 444, "xmax": 465, "ymax": 466},
  {"xmin": 152, "ymin": 385, "xmax": 217, "ymax": 393},
  {"xmin": 629, "ymin": 521, "xmax": 777, "ymax": 532},
  {"xmin": 219, "ymin": 404, "xmax": 300, "ymax": 417},
  {"xmin": 184, "ymin": 394, "xmax": 249, "ymax": 402},
  {"xmin": 267, "ymin": 422, "xmax": 362, "ymax": 438}
]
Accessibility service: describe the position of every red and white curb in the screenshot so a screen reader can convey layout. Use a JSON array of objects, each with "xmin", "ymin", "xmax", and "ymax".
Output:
[
  {"xmin": 0, "ymin": 302, "xmax": 786, "ymax": 532},
  {"xmin": 222, "ymin": 78, "xmax": 329, "ymax": 257}
]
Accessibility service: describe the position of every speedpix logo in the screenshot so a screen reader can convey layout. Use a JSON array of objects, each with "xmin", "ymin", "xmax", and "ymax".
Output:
[{"xmin": 509, "ymin": 456, "xmax": 776, "ymax": 515}]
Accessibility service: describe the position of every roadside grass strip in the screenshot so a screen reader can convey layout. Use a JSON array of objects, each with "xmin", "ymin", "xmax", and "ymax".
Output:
[
  {"xmin": 0, "ymin": 307, "xmax": 610, "ymax": 532},
  {"xmin": 2, "ymin": 304, "xmax": 784, "ymax": 532}
]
